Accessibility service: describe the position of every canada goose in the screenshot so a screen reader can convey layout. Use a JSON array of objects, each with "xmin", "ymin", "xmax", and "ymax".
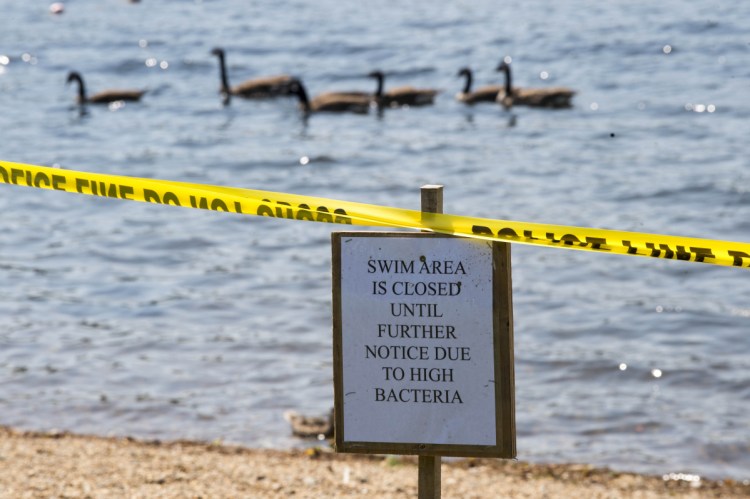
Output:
[
  {"xmin": 211, "ymin": 47, "xmax": 296, "ymax": 104},
  {"xmin": 455, "ymin": 67, "xmax": 504, "ymax": 104},
  {"xmin": 66, "ymin": 71, "xmax": 145, "ymax": 104},
  {"xmin": 283, "ymin": 408, "xmax": 334, "ymax": 439},
  {"xmin": 495, "ymin": 60, "xmax": 575, "ymax": 109},
  {"xmin": 310, "ymin": 85, "xmax": 373, "ymax": 102},
  {"xmin": 368, "ymin": 70, "xmax": 438, "ymax": 108},
  {"xmin": 289, "ymin": 80, "xmax": 371, "ymax": 114}
]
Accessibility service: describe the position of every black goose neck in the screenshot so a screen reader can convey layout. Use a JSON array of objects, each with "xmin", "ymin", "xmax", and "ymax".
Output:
[
  {"xmin": 499, "ymin": 63, "xmax": 512, "ymax": 97},
  {"xmin": 370, "ymin": 72, "xmax": 384, "ymax": 97},
  {"xmin": 68, "ymin": 72, "xmax": 87, "ymax": 103},
  {"xmin": 461, "ymin": 69, "xmax": 472, "ymax": 94},
  {"xmin": 212, "ymin": 49, "xmax": 231, "ymax": 94},
  {"xmin": 294, "ymin": 81, "xmax": 311, "ymax": 111}
]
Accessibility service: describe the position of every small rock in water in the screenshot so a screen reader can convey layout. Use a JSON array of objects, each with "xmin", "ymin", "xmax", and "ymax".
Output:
[{"xmin": 283, "ymin": 408, "xmax": 334, "ymax": 439}]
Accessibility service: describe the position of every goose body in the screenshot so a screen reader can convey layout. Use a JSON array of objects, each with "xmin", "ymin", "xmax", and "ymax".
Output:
[
  {"xmin": 368, "ymin": 70, "xmax": 438, "ymax": 108},
  {"xmin": 289, "ymin": 80, "xmax": 371, "ymax": 114},
  {"xmin": 496, "ymin": 61, "xmax": 575, "ymax": 109},
  {"xmin": 66, "ymin": 71, "xmax": 145, "ymax": 104},
  {"xmin": 455, "ymin": 67, "xmax": 504, "ymax": 104},
  {"xmin": 211, "ymin": 48, "xmax": 296, "ymax": 103}
]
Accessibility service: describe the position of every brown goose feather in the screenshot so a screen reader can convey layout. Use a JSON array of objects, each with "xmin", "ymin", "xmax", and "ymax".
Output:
[{"xmin": 230, "ymin": 74, "xmax": 297, "ymax": 97}]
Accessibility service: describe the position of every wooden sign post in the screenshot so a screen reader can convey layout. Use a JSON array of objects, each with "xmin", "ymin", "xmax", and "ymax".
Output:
[
  {"xmin": 332, "ymin": 186, "xmax": 515, "ymax": 498},
  {"xmin": 419, "ymin": 185, "xmax": 444, "ymax": 499}
]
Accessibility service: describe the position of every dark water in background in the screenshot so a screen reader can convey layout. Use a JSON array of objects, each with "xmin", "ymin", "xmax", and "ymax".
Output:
[{"xmin": 1, "ymin": 0, "xmax": 749, "ymax": 481}]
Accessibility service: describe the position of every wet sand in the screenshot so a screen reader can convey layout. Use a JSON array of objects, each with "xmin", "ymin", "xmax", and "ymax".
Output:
[{"xmin": 1, "ymin": 425, "xmax": 747, "ymax": 498}]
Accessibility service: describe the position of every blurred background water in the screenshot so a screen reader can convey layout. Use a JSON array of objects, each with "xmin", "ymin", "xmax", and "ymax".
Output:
[{"xmin": 0, "ymin": 0, "xmax": 748, "ymax": 481}]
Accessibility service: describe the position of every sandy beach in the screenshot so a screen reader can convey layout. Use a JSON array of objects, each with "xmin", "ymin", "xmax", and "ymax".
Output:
[{"xmin": 0, "ymin": 426, "xmax": 747, "ymax": 498}]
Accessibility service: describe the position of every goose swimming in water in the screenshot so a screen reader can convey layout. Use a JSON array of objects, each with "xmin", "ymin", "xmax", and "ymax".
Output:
[
  {"xmin": 289, "ymin": 80, "xmax": 371, "ymax": 114},
  {"xmin": 367, "ymin": 70, "xmax": 438, "ymax": 108},
  {"xmin": 66, "ymin": 71, "xmax": 145, "ymax": 104},
  {"xmin": 211, "ymin": 47, "xmax": 296, "ymax": 104},
  {"xmin": 495, "ymin": 60, "xmax": 575, "ymax": 109},
  {"xmin": 455, "ymin": 67, "xmax": 504, "ymax": 104}
]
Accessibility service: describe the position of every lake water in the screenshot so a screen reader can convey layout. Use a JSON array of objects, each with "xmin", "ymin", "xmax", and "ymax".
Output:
[{"xmin": 1, "ymin": 0, "xmax": 748, "ymax": 481}]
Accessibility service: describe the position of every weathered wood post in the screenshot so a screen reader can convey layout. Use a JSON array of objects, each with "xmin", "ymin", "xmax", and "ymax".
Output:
[
  {"xmin": 419, "ymin": 185, "xmax": 444, "ymax": 499},
  {"xmin": 417, "ymin": 185, "xmax": 443, "ymax": 499}
]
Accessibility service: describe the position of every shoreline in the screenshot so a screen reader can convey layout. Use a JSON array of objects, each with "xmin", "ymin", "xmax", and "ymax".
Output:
[{"xmin": 1, "ymin": 426, "xmax": 748, "ymax": 498}]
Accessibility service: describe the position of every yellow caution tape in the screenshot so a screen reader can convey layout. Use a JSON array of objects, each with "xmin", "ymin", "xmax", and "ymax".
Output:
[{"xmin": 2, "ymin": 159, "xmax": 749, "ymax": 269}]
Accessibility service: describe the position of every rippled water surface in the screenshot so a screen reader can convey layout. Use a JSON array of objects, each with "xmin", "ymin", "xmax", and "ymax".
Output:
[{"xmin": 1, "ymin": 0, "xmax": 749, "ymax": 481}]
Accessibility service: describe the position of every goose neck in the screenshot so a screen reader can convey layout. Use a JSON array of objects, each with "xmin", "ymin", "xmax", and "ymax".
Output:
[
  {"xmin": 69, "ymin": 72, "xmax": 87, "ymax": 103},
  {"xmin": 214, "ymin": 50, "xmax": 231, "ymax": 94},
  {"xmin": 294, "ymin": 82, "xmax": 311, "ymax": 111},
  {"xmin": 372, "ymin": 72, "xmax": 384, "ymax": 97},
  {"xmin": 461, "ymin": 70, "xmax": 472, "ymax": 94},
  {"xmin": 500, "ymin": 64, "xmax": 512, "ymax": 97}
]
